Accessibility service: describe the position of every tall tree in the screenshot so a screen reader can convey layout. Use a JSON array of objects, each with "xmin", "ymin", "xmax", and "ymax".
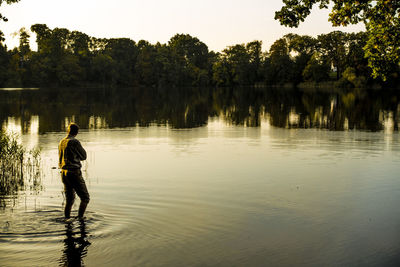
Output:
[
  {"xmin": 302, "ymin": 53, "xmax": 330, "ymax": 82},
  {"xmin": 18, "ymin": 27, "xmax": 30, "ymax": 61},
  {"xmin": 246, "ymin": 41, "xmax": 263, "ymax": 83},
  {"xmin": 0, "ymin": 30, "xmax": 10, "ymax": 86},
  {"xmin": 345, "ymin": 32, "xmax": 370, "ymax": 78},
  {"xmin": 17, "ymin": 27, "xmax": 31, "ymax": 84},
  {"xmin": 69, "ymin": 31, "xmax": 91, "ymax": 80},
  {"xmin": 285, "ymin": 34, "xmax": 317, "ymax": 84},
  {"xmin": 135, "ymin": 40, "xmax": 158, "ymax": 86},
  {"xmin": 168, "ymin": 34, "xmax": 210, "ymax": 86},
  {"xmin": 266, "ymin": 37, "xmax": 294, "ymax": 85},
  {"xmin": 30, "ymin": 24, "xmax": 52, "ymax": 53},
  {"xmin": 104, "ymin": 38, "xmax": 138, "ymax": 86},
  {"xmin": 317, "ymin": 31, "xmax": 347, "ymax": 80},
  {"xmin": 275, "ymin": 0, "xmax": 400, "ymax": 80},
  {"xmin": 213, "ymin": 44, "xmax": 252, "ymax": 86},
  {"xmin": 30, "ymin": 24, "xmax": 84, "ymax": 86}
]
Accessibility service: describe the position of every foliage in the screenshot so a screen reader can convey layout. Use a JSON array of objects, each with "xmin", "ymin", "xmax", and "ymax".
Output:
[
  {"xmin": 275, "ymin": 0, "xmax": 400, "ymax": 81},
  {"xmin": 317, "ymin": 31, "xmax": 347, "ymax": 80},
  {"xmin": 212, "ymin": 41, "xmax": 264, "ymax": 86},
  {"xmin": 265, "ymin": 36, "xmax": 294, "ymax": 85},
  {"xmin": 302, "ymin": 54, "xmax": 330, "ymax": 82},
  {"xmin": 168, "ymin": 34, "xmax": 210, "ymax": 86},
  {"xmin": 340, "ymin": 67, "xmax": 367, "ymax": 88},
  {"xmin": 0, "ymin": 23, "xmax": 398, "ymax": 88},
  {"xmin": 0, "ymin": 33, "xmax": 10, "ymax": 85}
]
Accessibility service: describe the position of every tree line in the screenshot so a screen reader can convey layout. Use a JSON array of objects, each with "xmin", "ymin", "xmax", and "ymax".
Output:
[{"xmin": 0, "ymin": 24, "xmax": 399, "ymax": 89}]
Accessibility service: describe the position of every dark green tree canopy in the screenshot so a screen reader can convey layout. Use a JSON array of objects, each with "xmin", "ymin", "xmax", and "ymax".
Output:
[
  {"xmin": 0, "ymin": 22, "xmax": 396, "ymax": 88},
  {"xmin": 275, "ymin": 0, "xmax": 400, "ymax": 80}
]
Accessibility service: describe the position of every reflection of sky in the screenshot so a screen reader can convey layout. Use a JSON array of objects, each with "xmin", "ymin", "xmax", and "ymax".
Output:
[
  {"xmin": 381, "ymin": 111, "xmax": 395, "ymax": 132},
  {"xmin": 2, "ymin": 116, "xmax": 39, "ymax": 150},
  {"xmin": 3, "ymin": 116, "xmax": 39, "ymax": 134},
  {"xmin": 3, "ymin": 117, "xmax": 22, "ymax": 134}
]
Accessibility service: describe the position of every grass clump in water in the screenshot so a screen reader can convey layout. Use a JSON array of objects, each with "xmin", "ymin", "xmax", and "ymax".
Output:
[{"xmin": 0, "ymin": 130, "xmax": 42, "ymax": 206}]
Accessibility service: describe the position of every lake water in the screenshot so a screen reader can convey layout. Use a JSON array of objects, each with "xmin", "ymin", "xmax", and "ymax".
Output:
[{"xmin": 1, "ymin": 87, "xmax": 400, "ymax": 266}]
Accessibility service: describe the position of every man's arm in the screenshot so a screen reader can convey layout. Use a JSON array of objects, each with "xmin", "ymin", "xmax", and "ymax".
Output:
[
  {"xmin": 58, "ymin": 141, "xmax": 63, "ymax": 168},
  {"xmin": 73, "ymin": 139, "xmax": 87, "ymax": 161}
]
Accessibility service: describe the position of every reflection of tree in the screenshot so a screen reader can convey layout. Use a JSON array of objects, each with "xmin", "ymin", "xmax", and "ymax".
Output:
[
  {"xmin": 264, "ymin": 89, "xmax": 303, "ymax": 128},
  {"xmin": 1, "ymin": 87, "xmax": 399, "ymax": 132},
  {"xmin": 300, "ymin": 92, "xmax": 344, "ymax": 130},
  {"xmin": 212, "ymin": 87, "xmax": 265, "ymax": 127},
  {"xmin": 60, "ymin": 220, "xmax": 90, "ymax": 267}
]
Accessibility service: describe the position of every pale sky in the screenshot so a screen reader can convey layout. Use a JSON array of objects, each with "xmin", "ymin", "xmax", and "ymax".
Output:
[{"xmin": 0, "ymin": 0, "xmax": 365, "ymax": 52}]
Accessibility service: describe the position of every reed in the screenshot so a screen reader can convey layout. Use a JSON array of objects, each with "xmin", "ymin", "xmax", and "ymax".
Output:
[{"xmin": 0, "ymin": 130, "xmax": 42, "ymax": 205}]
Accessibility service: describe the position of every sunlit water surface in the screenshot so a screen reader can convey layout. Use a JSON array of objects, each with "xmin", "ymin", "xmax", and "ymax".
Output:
[{"xmin": 1, "ymin": 123, "xmax": 400, "ymax": 266}]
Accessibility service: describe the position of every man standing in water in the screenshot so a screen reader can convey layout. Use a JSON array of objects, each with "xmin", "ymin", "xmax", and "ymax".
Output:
[{"xmin": 59, "ymin": 123, "xmax": 90, "ymax": 220}]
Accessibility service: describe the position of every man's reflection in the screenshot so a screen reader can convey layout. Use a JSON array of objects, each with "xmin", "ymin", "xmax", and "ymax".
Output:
[{"xmin": 60, "ymin": 220, "xmax": 91, "ymax": 267}]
